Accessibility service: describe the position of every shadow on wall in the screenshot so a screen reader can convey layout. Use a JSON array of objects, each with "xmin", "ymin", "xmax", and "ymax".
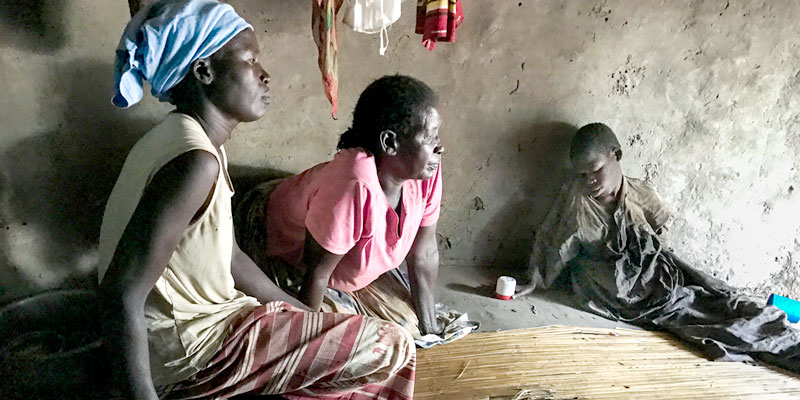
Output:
[
  {"xmin": 0, "ymin": 0, "xmax": 66, "ymax": 53},
  {"xmin": 0, "ymin": 171, "xmax": 27, "ymax": 302},
  {"xmin": 473, "ymin": 121, "xmax": 576, "ymax": 277},
  {"xmin": 0, "ymin": 59, "xmax": 156, "ymax": 303}
]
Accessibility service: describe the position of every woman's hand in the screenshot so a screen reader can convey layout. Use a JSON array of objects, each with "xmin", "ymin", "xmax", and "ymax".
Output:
[{"xmin": 419, "ymin": 317, "xmax": 445, "ymax": 336}]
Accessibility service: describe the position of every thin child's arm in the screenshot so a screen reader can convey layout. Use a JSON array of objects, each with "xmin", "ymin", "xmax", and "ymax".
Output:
[
  {"xmin": 515, "ymin": 184, "xmax": 577, "ymax": 298},
  {"xmin": 99, "ymin": 150, "xmax": 219, "ymax": 400}
]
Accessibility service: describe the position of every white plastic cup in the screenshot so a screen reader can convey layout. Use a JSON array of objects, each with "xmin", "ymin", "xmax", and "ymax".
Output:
[{"xmin": 495, "ymin": 276, "xmax": 516, "ymax": 300}]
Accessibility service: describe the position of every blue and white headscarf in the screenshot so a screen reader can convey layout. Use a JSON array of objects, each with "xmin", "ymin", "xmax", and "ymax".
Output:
[{"xmin": 112, "ymin": 0, "xmax": 252, "ymax": 108}]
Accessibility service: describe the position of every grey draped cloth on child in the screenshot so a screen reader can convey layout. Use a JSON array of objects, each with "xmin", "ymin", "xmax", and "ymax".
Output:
[
  {"xmin": 233, "ymin": 179, "xmax": 478, "ymax": 349},
  {"xmin": 529, "ymin": 177, "xmax": 800, "ymax": 372}
]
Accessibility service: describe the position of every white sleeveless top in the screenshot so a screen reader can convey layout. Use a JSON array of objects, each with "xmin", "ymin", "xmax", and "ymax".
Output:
[{"xmin": 98, "ymin": 113, "xmax": 259, "ymax": 385}]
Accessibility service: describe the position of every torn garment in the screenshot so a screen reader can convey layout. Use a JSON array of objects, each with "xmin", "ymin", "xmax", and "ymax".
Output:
[
  {"xmin": 528, "ymin": 177, "xmax": 800, "ymax": 372},
  {"xmin": 415, "ymin": 0, "xmax": 463, "ymax": 51}
]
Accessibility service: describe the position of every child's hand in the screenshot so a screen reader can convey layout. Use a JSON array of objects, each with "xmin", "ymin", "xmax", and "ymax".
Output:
[{"xmin": 513, "ymin": 283, "xmax": 536, "ymax": 299}]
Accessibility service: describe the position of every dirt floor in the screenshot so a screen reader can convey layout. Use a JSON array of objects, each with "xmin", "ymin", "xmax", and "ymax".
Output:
[{"xmin": 435, "ymin": 264, "xmax": 637, "ymax": 332}]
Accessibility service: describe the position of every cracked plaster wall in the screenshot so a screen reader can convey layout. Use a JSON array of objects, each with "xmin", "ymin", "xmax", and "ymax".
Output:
[{"xmin": 1, "ymin": 0, "xmax": 798, "ymax": 303}]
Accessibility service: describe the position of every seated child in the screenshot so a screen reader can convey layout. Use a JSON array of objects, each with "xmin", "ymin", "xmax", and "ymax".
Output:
[
  {"xmin": 515, "ymin": 122, "xmax": 800, "ymax": 372},
  {"xmin": 97, "ymin": 1, "xmax": 415, "ymax": 399}
]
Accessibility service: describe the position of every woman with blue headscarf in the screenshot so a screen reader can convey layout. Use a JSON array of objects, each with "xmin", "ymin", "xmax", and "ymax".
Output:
[{"xmin": 98, "ymin": 1, "xmax": 416, "ymax": 399}]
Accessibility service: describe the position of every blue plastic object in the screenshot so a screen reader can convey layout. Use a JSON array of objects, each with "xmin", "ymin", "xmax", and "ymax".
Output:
[{"xmin": 767, "ymin": 294, "xmax": 800, "ymax": 323}]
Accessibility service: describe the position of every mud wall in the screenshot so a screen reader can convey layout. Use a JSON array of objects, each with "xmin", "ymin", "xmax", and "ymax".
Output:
[{"xmin": 1, "ymin": 0, "xmax": 798, "ymax": 302}]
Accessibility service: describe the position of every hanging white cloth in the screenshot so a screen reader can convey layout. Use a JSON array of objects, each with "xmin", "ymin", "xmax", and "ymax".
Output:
[{"xmin": 342, "ymin": 0, "xmax": 402, "ymax": 55}]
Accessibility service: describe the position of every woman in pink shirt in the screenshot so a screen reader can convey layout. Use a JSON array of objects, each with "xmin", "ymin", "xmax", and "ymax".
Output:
[{"xmin": 237, "ymin": 75, "xmax": 460, "ymax": 341}]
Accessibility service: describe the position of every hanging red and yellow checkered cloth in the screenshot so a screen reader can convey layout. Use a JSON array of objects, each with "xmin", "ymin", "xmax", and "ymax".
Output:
[{"xmin": 415, "ymin": 0, "xmax": 463, "ymax": 51}]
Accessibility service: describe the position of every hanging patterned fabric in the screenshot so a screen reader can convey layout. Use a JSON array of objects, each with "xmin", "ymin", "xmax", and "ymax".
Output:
[
  {"xmin": 312, "ymin": 0, "xmax": 343, "ymax": 118},
  {"xmin": 415, "ymin": 0, "xmax": 463, "ymax": 51}
]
